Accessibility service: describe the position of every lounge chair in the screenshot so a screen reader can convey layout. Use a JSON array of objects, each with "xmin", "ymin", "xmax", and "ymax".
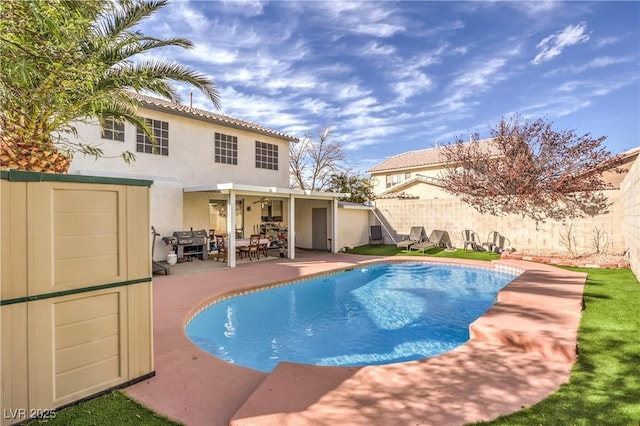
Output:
[
  {"xmin": 409, "ymin": 235, "xmax": 436, "ymax": 254},
  {"xmin": 429, "ymin": 229, "xmax": 454, "ymax": 249},
  {"xmin": 461, "ymin": 229, "xmax": 482, "ymax": 251},
  {"xmin": 396, "ymin": 226, "xmax": 427, "ymax": 249},
  {"xmin": 369, "ymin": 225, "xmax": 384, "ymax": 245}
]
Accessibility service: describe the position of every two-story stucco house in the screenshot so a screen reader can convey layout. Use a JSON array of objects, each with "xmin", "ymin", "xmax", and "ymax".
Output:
[{"xmin": 69, "ymin": 93, "xmax": 349, "ymax": 267}]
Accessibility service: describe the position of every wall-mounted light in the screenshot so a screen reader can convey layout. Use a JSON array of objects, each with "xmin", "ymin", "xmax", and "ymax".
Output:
[{"xmin": 247, "ymin": 206, "xmax": 252, "ymax": 212}]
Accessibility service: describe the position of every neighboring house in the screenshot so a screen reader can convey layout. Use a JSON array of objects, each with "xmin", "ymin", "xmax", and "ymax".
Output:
[
  {"xmin": 368, "ymin": 141, "xmax": 639, "ymax": 199},
  {"xmin": 366, "ymin": 141, "xmax": 638, "ymax": 253},
  {"xmin": 367, "ymin": 140, "xmax": 495, "ymax": 200},
  {"xmin": 68, "ymin": 93, "xmax": 348, "ymax": 267}
]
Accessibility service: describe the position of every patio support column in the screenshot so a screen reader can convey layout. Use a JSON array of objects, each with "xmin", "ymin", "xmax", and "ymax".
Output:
[
  {"xmin": 228, "ymin": 191, "xmax": 236, "ymax": 268},
  {"xmin": 331, "ymin": 198, "xmax": 339, "ymax": 253},
  {"xmin": 288, "ymin": 195, "xmax": 295, "ymax": 259}
]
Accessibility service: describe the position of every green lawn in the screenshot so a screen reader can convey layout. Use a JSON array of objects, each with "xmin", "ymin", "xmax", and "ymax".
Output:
[{"xmin": 31, "ymin": 246, "xmax": 639, "ymax": 426}]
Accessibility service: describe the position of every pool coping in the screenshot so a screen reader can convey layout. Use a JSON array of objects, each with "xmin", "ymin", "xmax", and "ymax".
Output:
[{"xmin": 124, "ymin": 253, "xmax": 586, "ymax": 426}]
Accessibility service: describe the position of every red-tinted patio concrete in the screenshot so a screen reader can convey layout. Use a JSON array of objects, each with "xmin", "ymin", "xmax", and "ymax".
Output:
[{"xmin": 124, "ymin": 253, "xmax": 586, "ymax": 426}]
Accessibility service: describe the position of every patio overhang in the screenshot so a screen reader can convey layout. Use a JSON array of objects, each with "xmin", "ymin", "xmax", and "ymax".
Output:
[
  {"xmin": 183, "ymin": 183, "xmax": 349, "ymax": 267},
  {"xmin": 184, "ymin": 182, "xmax": 348, "ymax": 199}
]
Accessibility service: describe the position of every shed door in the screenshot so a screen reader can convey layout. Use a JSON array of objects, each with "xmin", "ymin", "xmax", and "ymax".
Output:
[{"xmin": 312, "ymin": 208, "xmax": 327, "ymax": 250}]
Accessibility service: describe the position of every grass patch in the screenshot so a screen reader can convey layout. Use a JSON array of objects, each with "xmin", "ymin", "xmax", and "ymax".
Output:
[
  {"xmin": 475, "ymin": 267, "xmax": 640, "ymax": 425},
  {"xmin": 350, "ymin": 245, "xmax": 640, "ymax": 425},
  {"xmin": 348, "ymin": 244, "xmax": 501, "ymax": 261},
  {"xmin": 29, "ymin": 391, "xmax": 182, "ymax": 426}
]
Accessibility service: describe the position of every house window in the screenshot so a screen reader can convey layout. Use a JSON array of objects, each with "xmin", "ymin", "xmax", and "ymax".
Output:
[
  {"xmin": 255, "ymin": 141, "xmax": 278, "ymax": 170},
  {"xmin": 136, "ymin": 118, "xmax": 169, "ymax": 155},
  {"xmin": 385, "ymin": 173, "xmax": 405, "ymax": 188},
  {"xmin": 215, "ymin": 132, "xmax": 238, "ymax": 165},
  {"xmin": 101, "ymin": 116, "xmax": 124, "ymax": 141}
]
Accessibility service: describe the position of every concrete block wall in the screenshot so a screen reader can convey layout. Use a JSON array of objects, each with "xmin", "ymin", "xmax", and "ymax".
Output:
[
  {"xmin": 621, "ymin": 158, "xmax": 640, "ymax": 278},
  {"xmin": 375, "ymin": 189, "xmax": 626, "ymax": 255}
]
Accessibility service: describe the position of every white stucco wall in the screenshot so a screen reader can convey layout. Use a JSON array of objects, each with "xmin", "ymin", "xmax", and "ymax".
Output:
[
  {"xmin": 294, "ymin": 199, "xmax": 333, "ymax": 250},
  {"xmin": 621, "ymin": 157, "xmax": 639, "ymax": 278},
  {"xmin": 68, "ymin": 107, "xmax": 291, "ymax": 188},
  {"xmin": 337, "ymin": 207, "xmax": 371, "ymax": 249}
]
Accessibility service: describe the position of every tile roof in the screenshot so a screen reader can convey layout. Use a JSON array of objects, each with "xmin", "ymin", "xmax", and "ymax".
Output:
[
  {"xmin": 128, "ymin": 92, "xmax": 299, "ymax": 143},
  {"xmin": 375, "ymin": 191, "xmax": 419, "ymax": 200},
  {"xmin": 368, "ymin": 140, "xmax": 636, "ymax": 175},
  {"xmin": 366, "ymin": 139, "xmax": 495, "ymax": 173}
]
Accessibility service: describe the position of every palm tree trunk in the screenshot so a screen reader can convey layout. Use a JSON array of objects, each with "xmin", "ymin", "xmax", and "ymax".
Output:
[{"xmin": 0, "ymin": 124, "xmax": 70, "ymax": 173}]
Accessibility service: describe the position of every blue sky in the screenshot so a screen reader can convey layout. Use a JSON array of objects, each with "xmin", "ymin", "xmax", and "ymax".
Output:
[{"xmin": 140, "ymin": 1, "xmax": 639, "ymax": 174}]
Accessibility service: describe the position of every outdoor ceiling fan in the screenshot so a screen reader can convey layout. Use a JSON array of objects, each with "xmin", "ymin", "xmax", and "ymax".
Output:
[{"xmin": 253, "ymin": 197, "xmax": 271, "ymax": 207}]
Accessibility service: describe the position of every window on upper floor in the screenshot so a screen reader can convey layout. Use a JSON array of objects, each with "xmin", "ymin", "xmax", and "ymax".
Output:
[
  {"xmin": 101, "ymin": 116, "xmax": 125, "ymax": 142},
  {"xmin": 255, "ymin": 141, "xmax": 278, "ymax": 170},
  {"xmin": 136, "ymin": 118, "xmax": 169, "ymax": 155},
  {"xmin": 215, "ymin": 132, "xmax": 238, "ymax": 165},
  {"xmin": 385, "ymin": 173, "xmax": 406, "ymax": 188}
]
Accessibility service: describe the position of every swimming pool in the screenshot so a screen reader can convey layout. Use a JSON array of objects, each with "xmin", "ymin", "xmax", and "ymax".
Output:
[{"xmin": 186, "ymin": 262, "xmax": 517, "ymax": 372}]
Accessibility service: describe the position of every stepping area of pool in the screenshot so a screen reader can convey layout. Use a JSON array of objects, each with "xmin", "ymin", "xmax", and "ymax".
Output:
[{"xmin": 124, "ymin": 252, "xmax": 586, "ymax": 426}]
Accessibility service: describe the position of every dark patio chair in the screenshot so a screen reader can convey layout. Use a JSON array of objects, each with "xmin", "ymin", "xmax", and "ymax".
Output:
[{"xmin": 369, "ymin": 225, "xmax": 384, "ymax": 245}]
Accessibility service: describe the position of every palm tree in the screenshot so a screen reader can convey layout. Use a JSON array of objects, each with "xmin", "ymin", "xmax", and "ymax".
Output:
[{"xmin": 0, "ymin": 0, "xmax": 220, "ymax": 173}]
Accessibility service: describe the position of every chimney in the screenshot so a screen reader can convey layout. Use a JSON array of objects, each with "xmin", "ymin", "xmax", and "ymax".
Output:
[{"xmin": 189, "ymin": 92, "xmax": 193, "ymax": 108}]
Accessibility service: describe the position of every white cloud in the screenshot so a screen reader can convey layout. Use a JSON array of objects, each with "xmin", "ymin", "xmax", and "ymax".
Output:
[
  {"xmin": 358, "ymin": 41, "xmax": 396, "ymax": 56},
  {"xmin": 532, "ymin": 22, "xmax": 590, "ymax": 65},
  {"xmin": 511, "ymin": 1, "xmax": 560, "ymax": 16},
  {"xmin": 391, "ymin": 72, "xmax": 434, "ymax": 103},
  {"xmin": 353, "ymin": 23, "xmax": 405, "ymax": 38},
  {"xmin": 595, "ymin": 36, "xmax": 621, "ymax": 48}
]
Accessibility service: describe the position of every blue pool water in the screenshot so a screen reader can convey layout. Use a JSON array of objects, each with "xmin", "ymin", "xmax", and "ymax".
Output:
[{"xmin": 186, "ymin": 262, "xmax": 516, "ymax": 372}]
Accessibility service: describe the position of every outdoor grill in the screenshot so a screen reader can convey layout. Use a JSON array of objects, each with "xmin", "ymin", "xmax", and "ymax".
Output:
[{"xmin": 165, "ymin": 229, "xmax": 208, "ymax": 262}]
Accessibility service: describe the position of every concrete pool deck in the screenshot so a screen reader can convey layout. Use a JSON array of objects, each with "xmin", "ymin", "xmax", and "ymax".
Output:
[{"xmin": 124, "ymin": 252, "xmax": 586, "ymax": 426}]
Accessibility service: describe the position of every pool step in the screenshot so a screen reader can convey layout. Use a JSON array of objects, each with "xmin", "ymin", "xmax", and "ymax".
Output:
[
  {"xmin": 469, "ymin": 301, "xmax": 580, "ymax": 363},
  {"xmin": 230, "ymin": 362, "xmax": 360, "ymax": 426}
]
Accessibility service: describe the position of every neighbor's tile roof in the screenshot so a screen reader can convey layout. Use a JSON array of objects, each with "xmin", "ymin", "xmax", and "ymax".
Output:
[
  {"xmin": 367, "ymin": 139, "xmax": 496, "ymax": 173},
  {"xmin": 128, "ymin": 92, "xmax": 299, "ymax": 143},
  {"xmin": 375, "ymin": 191, "xmax": 419, "ymax": 200}
]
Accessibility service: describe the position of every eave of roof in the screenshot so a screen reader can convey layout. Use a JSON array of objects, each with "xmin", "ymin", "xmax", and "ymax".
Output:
[
  {"xmin": 128, "ymin": 92, "xmax": 299, "ymax": 143},
  {"xmin": 366, "ymin": 138, "xmax": 495, "ymax": 174}
]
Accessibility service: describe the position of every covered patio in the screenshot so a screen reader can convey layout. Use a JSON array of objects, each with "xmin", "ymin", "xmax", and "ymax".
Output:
[{"xmin": 182, "ymin": 182, "xmax": 348, "ymax": 267}]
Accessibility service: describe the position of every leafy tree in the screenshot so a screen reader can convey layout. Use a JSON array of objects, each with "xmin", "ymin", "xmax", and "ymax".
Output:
[
  {"xmin": 328, "ymin": 173, "xmax": 375, "ymax": 203},
  {"xmin": 0, "ymin": 0, "xmax": 220, "ymax": 173},
  {"xmin": 439, "ymin": 114, "xmax": 623, "ymax": 223},
  {"xmin": 289, "ymin": 127, "xmax": 346, "ymax": 190}
]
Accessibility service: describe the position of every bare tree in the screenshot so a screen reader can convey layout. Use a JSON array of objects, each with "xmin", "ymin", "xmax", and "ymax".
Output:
[
  {"xmin": 439, "ymin": 114, "xmax": 623, "ymax": 223},
  {"xmin": 289, "ymin": 128, "xmax": 346, "ymax": 190}
]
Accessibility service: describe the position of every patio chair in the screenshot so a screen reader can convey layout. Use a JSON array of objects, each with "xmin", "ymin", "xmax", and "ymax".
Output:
[
  {"xmin": 259, "ymin": 232, "xmax": 269, "ymax": 258},
  {"xmin": 214, "ymin": 234, "xmax": 228, "ymax": 262},
  {"xmin": 239, "ymin": 234, "xmax": 260, "ymax": 261},
  {"xmin": 369, "ymin": 225, "xmax": 384, "ymax": 245},
  {"xmin": 461, "ymin": 229, "xmax": 482, "ymax": 251},
  {"xmin": 482, "ymin": 231, "xmax": 500, "ymax": 252},
  {"xmin": 494, "ymin": 234, "xmax": 511, "ymax": 253},
  {"xmin": 396, "ymin": 226, "xmax": 427, "ymax": 249}
]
